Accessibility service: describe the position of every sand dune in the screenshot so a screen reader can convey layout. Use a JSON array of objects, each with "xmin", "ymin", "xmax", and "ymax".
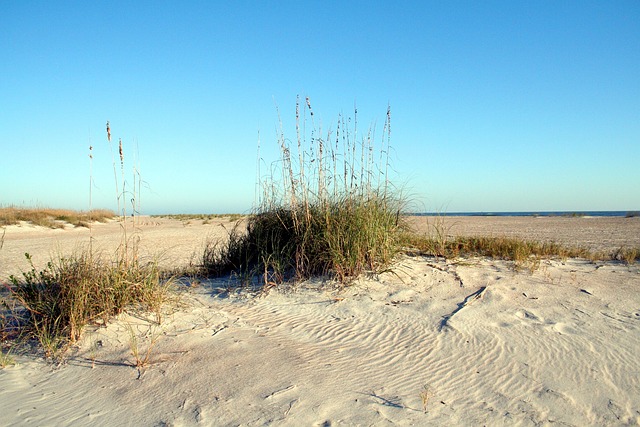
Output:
[{"xmin": 1, "ymin": 217, "xmax": 639, "ymax": 426}]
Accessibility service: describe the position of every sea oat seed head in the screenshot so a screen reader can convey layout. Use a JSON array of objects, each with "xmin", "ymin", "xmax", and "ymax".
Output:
[
  {"xmin": 306, "ymin": 97, "xmax": 313, "ymax": 115},
  {"xmin": 106, "ymin": 121, "xmax": 111, "ymax": 142}
]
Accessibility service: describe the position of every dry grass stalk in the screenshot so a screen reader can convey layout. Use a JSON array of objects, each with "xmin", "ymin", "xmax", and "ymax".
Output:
[
  {"xmin": 420, "ymin": 385, "xmax": 432, "ymax": 413},
  {"xmin": 126, "ymin": 323, "xmax": 163, "ymax": 377}
]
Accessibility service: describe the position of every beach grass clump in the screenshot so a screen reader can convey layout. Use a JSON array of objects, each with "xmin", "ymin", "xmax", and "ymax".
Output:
[
  {"xmin": 0, "ymin": 207, "xmax": 115, "ymax": 228},
  {"xmin": 126, "ymin": 322, "xmax": 163, "ymax": 377},
  {"xmin": 203, "ymin": 97, "xmax": 404, "ymax": 284},
  {"xmin": 204, "ymin": 195, "xmax": 402, "ymax": 283},
  {"xmin": 6, "ymin": 250, "xmax": 171, "ymax": 359}
]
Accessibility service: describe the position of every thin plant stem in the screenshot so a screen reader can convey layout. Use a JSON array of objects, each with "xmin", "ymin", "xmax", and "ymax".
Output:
[{"xmin": 88, "ymin": 141, "xmax": 94, "ymax": 256}]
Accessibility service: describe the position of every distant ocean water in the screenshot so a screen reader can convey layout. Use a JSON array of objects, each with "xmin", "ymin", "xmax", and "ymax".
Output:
[{"xmin": 413, "ymin": 211, "xmax": 638, "ymax": 217}]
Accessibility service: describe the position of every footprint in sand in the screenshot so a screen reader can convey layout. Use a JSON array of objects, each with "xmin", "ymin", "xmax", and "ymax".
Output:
[
  {"xmin": 514, "ymin": 309, "xmax": 544, "ymax": 323},
  {"xmin": 551, "ymin": 322, "xmax": 578, "ymax": 335}
]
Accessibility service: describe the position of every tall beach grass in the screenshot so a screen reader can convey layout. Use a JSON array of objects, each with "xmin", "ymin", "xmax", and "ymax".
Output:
[{"xmin": 203, "ymin": 97, "xmax": 405, "ymax": 284}]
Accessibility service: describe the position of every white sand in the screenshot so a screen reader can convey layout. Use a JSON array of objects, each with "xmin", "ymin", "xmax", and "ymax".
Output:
[{"xmin": 1, "ymin": 217, "xmax": 639, "ymax": 426}]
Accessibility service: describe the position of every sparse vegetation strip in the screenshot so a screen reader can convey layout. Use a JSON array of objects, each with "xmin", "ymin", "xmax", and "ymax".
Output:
[
  {"xmin": 0, "ymin": 207, "xmax": 115, "ymax": 228},
  {"xmin": 154, "ymin": 213, "xmax": 245, "ymax": 222},
  {"xmin": 401, "ymin": 232, "xmax": 639, "ymax": 266}
]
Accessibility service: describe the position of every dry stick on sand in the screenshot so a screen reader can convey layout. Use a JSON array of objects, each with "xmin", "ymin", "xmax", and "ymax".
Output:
[{"xmin": 438, "ymin": 286, "xmax": 487, "ymax": 331}]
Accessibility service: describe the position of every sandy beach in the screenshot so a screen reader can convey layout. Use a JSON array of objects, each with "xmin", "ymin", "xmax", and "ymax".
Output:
[{"xmin": 1, "ymin": 216, "xmax": 639, "ymax": 426}]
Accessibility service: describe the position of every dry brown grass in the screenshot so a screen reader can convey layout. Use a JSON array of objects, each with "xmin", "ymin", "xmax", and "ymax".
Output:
[
  {"xmin": 402, "ymin": 232, "xmax": 638, "ymax": 269},
  {"xmin": 154, "ymin": 213, "xmax": 245, "ymax": 223},
  {"xmin": 0, "ymin": 207, "xmax": 115, "ymax": 228}
]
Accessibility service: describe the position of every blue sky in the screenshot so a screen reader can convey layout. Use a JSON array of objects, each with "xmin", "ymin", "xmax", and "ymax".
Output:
[{"xmin": 1, "ymin": 1, "xmax": 638, "ymax": 214}]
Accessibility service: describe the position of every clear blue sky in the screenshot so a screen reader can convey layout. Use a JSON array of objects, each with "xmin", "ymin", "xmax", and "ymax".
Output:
[{"xmin": 2, "ymin": 1, "xmax": 638, "ymax": 214}]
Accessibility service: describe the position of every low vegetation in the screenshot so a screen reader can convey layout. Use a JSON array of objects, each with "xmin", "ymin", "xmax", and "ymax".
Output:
[
  {"xmin": 0, "ymin": 207, "xmax": 115, "ymax": 228},
  {"xmin": 402, "ymin": 229, "xmax": 639, "ymax": 267},
  {"xmin": 5, "ymin": 247, "xmax": 171, "ymax": 360},
  {"xmin": 153, "ymin": 213, "xmax": 245, "ymax": 222},
  {"xmin": 203, "ymin": 196, "xmax": 404, "ymax": 284},
  {"xmin": 612, "ymin": 246, "xmax": 639, "ymax": 264},
  {"xmin": 404, "ymin": 233, "xmax": 581, "ymax": 260}
]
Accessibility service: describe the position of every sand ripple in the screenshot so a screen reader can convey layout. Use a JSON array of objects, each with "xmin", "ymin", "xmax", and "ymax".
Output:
[{"xmin": 1, "ymin": 239, "xmax": 639, "ymax": 425}]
